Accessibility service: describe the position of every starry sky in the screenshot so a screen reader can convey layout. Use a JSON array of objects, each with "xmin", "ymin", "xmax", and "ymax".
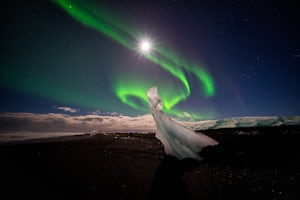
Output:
[{"xmin": 1, "ymin": 0, "xmax": 300, "ymax": 120}]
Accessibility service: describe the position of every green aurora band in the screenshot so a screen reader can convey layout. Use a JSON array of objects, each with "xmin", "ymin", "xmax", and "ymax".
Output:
[{"xmin": 53, "ymin": 0, "xmax": 216, "ymax": 119}]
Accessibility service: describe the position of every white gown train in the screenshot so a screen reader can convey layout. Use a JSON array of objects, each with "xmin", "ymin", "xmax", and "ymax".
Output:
[{"xmin": 147, "ymin": 87, "xmax": 218, "ymax": 161}]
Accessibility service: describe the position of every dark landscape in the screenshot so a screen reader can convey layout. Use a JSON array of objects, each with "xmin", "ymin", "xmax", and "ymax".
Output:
[{"xmin": 1, "ymin": 126, "xmax": 300, "ymax": 200}]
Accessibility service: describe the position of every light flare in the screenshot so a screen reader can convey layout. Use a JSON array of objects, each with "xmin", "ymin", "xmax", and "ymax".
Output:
[{"xmin": 140, "ymin": 40, "xmax": 151, "ymax": 53}]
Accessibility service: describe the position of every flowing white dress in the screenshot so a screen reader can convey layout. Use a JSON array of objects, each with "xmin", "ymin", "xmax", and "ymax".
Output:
[{"xmin": 147, "ymin": 87, "xmax": 218, "ymax": 161}]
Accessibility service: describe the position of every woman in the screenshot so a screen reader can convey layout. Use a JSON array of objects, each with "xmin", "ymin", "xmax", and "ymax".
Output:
[{"xmin": 147, "ymin": 86, "xmax": 218, "ymax": 161}]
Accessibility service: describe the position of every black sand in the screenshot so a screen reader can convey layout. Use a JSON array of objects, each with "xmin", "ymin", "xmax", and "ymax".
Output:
[{"xmin": 1, "ymin": 126, "xmax": 300, "ymax": 199}]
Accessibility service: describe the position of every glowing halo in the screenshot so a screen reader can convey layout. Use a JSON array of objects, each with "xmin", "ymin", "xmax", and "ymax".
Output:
[{"xmin": 138, "ymin": 39, "xmax": 152, "ymax": 54}]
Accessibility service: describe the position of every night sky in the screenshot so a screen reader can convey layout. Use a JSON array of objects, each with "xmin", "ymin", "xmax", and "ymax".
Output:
[{"xmin": 1, "ymin": 0, "xmax": 300, "ymax": 120}]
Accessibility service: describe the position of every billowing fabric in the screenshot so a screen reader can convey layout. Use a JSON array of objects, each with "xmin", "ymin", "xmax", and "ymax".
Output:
[{"xmin": 147, "ymin": 87, "xmax": 218, "ymax": 161}]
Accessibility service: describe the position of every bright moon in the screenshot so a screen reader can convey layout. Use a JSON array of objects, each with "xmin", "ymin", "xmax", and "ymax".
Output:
[{"xmin": 139, "ymin": 40, "xmax": 151, "ymax": 53}]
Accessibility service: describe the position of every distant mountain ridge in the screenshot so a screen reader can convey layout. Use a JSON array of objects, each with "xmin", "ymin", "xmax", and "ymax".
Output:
[{"xmin": 187, "ymin": 116, "xmax": 300, "ymax": 131}]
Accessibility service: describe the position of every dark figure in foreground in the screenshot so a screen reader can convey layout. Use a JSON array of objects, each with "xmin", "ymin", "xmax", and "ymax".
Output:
[{"xmin": 150, "ymin": 155, "xmax": 199, "ymax": 200}]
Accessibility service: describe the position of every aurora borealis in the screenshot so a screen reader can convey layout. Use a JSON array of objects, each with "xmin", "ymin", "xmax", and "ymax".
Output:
[
  {"xmin": 53, "ymin": 0, "xmax": 215, "ymax": 119},
  {"xmin": 1, "ymin": 0, "xmax": 300, "ymax": 119}
]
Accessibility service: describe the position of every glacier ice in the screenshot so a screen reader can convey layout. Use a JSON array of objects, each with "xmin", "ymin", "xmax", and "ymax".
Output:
[
  {"xmin": 186, "ymin": 116, "xmax": 300, "ymax": 131},
  {"xmin": 147, "ymin": 86, "xmax": 218, "ymax": 161}
]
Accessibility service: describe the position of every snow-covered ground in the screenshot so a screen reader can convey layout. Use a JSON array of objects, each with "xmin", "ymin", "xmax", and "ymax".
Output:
[
  {"xmin": 185, "ymin": 116, "xmax": 300, "ymax": 131},
  {"xmin": 0, "ymin": 116, "xmax": 299, "ymax": 143}
]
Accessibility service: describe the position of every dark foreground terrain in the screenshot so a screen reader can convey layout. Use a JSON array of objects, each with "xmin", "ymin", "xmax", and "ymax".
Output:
[{"xmin": 1, "ymin": 126, "xmax": 300, "ymax": 199}]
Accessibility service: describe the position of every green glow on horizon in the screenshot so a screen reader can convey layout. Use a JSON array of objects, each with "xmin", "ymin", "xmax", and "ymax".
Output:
[{"xmin": 53, "ymin": 0, "xmax": 216, "ymax": 119}]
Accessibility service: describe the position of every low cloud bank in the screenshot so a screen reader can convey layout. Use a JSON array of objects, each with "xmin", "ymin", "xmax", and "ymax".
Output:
[
  {"xmin": 1, "ymin": 113, "xmax": 299, "ymax": 142},
  {"xmin": 54, "ymin": 106, "xmax": 79, "ymax": 113},
  {"xmin": 0, "ymin": 112, "xmax": 156, "ymax": 134}
]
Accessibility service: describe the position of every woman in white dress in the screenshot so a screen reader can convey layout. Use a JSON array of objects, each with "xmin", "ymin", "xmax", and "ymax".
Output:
[{"xmin": 147, "ymin": 86, "xmax": 218, "ymax": 161}]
